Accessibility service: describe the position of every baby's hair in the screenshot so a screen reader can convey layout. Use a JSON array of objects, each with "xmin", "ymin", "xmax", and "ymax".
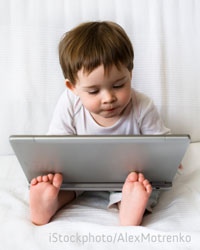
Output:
[{"xmin": 59, "ymin": 21, "xmax": 134, "ymax": 85}]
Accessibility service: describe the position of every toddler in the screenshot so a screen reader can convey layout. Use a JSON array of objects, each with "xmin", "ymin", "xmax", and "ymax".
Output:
[{"xmin": 30, "ymin": 21, "xmax": 171, "ymax": 226}]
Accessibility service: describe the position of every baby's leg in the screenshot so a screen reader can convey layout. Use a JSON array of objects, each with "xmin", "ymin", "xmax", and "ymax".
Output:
[
  {"xmin": 119, "ymin": 172, "xmax": 152, "ymax": 226},
  {"xmin": 30, "ymin": 173, "xmax": 75, "ymax": 225}
]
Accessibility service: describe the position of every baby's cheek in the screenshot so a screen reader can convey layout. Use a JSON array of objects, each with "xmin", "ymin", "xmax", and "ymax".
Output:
[
  {"xmin": 121, "ymin": 90, "xmax": 131, "ymax": 104},
  {"xmin": 83, "ymin": 98, "xmax": 99, "ymax": 112}
]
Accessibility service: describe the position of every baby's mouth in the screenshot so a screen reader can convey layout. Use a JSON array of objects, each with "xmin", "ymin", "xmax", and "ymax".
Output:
[{"xmin": 105, "ymin": 107, "xmax": 118, "ymax": 112}]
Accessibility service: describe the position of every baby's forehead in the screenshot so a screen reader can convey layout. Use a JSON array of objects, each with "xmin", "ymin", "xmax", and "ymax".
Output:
[
  {"xmin": 78, "ymin": 64, "xmax": 128, "ymax": 79},
  {"xmin": 77, "ymin": 64, "xmax": 129, "ymax": 87}
]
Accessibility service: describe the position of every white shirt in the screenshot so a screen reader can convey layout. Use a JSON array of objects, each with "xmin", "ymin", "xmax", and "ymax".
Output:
[{"xmin": 47, "ymin": 88, "xmax": 170, "ymax": 135}]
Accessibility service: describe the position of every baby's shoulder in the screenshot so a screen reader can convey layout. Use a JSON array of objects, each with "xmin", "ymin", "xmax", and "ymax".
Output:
[
  {"xmin": 63, "ymin": 88, "xmax": 83, "ymax": 115},
  {"xmin": 131, "ymin": 88, "xmax": 153, "ymax": 110}
]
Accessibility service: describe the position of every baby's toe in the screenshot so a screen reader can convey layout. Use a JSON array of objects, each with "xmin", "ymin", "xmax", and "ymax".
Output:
[
  {"xmin": 143, "ymin": 179, "xmax": 149, "ymax": 187},
  {"xmin": 42, "ymin": 175, "xmax": 48, "ymax": 182},
  {"xmin": 48, "ymin": 173, "xmax": 54, "ymax": 182},
  {"xmin": 52, "ymin": 173, "xmax": 63, "ymax": 189},
  {"xmin": 138, "ymin": 173, "xmax": 144, "ymax": 183},
  {"xmin": 146, "ymin": 184, "xmax": 152, "ymax": 194},
  {"xmin": 31, "ymin": 178, "xmax": 37, "ymax": 185},
  {"xmin": 36, "ymin": 176, "xmax": 42, "ymax": 182},
  {"xmin": 126, "ymin": 172, "xmax": 138, "ymax": 182}
]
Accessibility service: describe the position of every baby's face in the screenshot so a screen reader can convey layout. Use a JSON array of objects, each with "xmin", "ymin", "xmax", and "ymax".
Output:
[{"xmin": 66, "ymin": 64, "xmax": 132, "ymax": 126}]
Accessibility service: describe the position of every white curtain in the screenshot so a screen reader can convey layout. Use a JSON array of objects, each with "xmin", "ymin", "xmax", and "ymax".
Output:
[{"xmin": 0, "ymin": 0, "xmax": 200, "ymax": 155}]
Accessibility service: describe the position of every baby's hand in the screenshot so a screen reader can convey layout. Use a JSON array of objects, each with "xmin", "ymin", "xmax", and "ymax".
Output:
[{"xmin": 178, "ymin": 164, "xmax": 183, "ymax": 170}]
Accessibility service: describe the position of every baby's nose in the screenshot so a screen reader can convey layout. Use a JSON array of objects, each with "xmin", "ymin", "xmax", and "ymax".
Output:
[{"xmin": 102, "ymin": 91, "xmax": 116, "ymax": 104}]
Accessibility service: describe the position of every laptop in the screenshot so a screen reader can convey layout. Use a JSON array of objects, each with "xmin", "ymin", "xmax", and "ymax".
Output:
[{"xmin": 9, "ymin": 135, "xmax": 190, "ymax": 191}]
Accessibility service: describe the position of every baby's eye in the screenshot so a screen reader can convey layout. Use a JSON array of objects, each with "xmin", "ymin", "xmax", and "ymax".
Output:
[
  {"xmin": 113, "ymin": 84, "xmax": 124, "ymax": 89},
  {"xmin": 88, "ymin": 90, "xmax": 99, "ymax": 95}
]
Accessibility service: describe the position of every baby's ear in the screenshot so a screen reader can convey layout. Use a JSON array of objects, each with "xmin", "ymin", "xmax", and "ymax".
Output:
[{"xmin": 65, "ymin": 79, "xmax": 78, "ymax": 95}]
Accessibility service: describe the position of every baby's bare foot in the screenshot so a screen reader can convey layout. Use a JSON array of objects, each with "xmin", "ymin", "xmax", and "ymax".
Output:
[
  {"xmin": 119, "ymin": 172, "xmax": 152, "ymax": 226},
  {"xmin": 30, "ymin": 173, "xmax": 66, "ymax": 225}
]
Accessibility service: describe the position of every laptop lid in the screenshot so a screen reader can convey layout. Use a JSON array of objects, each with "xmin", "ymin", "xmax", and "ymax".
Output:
[{"xmin": 9, "ymin": 135, "xmax": 190, "ymax": 191}]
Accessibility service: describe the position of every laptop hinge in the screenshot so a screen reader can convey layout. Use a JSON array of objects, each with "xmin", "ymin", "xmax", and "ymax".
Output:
[{"xmin": 150, "ymin": 181, "xmax": 172, "ymax": 190}]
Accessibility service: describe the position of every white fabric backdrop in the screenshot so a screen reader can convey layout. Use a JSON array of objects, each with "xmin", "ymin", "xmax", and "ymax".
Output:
[{"xmin": 0, "ymin": 0, "xmax": 200, "ymax": 155}]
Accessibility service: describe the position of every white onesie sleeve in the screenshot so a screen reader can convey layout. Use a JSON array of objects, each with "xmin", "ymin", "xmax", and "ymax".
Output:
[
  {"xmin": 47, "ymin": 89, "xmax": 76, "ymax": 135},
  {"xmin": 137, "ymin": 94, "xmax": 170, "ymax": 135}
]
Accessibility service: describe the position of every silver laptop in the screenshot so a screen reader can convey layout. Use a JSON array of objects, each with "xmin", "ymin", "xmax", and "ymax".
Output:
[{"xmin": 9, "ymin": 135, "xmax": 190, "ymax": 191}]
